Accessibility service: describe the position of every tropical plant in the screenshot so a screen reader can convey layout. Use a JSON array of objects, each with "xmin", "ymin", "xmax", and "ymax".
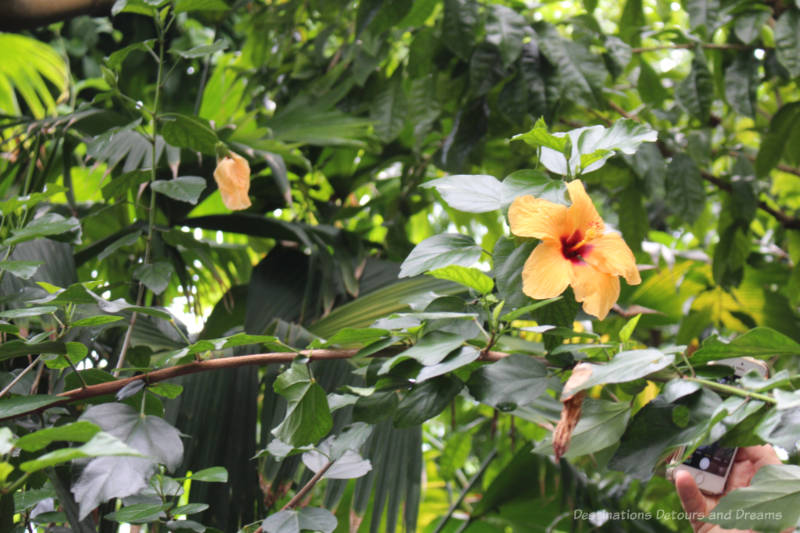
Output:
[{"xmin": 1, "ymin": 0, "xmax": 800, "ymax": 532}]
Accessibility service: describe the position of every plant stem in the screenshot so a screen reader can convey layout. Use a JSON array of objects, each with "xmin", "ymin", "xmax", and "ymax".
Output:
[
  {"xmin": 433, "ymin": 448, "xmax": 498, "ymax": 533},
  {"xmin": 280, "ymin": 460, "xmax": 333, "ymax": 511},
  {"xmin": 684, "ymin": 376, "xmax": 776, "ymax": 404},
  {"xmin": 0, "ymin": 356, "xmax": 40, "ymax": 399},
  {"xmin": 116, "ymin": 11, "xmax": 168, "ymax": 377}
]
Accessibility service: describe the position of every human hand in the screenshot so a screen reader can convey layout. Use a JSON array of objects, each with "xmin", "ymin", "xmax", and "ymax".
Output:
[{"xmin": 674, "ymin": 445, "xmax": 782, "ymax": 533}]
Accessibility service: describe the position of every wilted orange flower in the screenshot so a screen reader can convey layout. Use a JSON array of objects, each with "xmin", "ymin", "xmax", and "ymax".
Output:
[
  {"xmin": 508, "ymin": 180, "xmax": 641, "ymax": 320},
  {"xmin": 213, "ymin": 152, "xmax": 252, "ymax": 210}
]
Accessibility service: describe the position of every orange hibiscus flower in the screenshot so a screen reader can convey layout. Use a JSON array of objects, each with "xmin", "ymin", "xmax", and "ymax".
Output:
[
  {"xmin": 508, "ymin": 180, "xmax": 641, "ymax": 319},
  {"xmin": 214, "ymin": 151, "xmax": 252, "ymax": 210}
]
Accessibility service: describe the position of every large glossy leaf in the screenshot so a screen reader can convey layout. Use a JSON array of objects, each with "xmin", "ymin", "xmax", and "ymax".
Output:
[
  {"xmin": 534, "ymin": 399, "xmax": 631, "ymax": 458},
  {"xmin": 441, "ymin": 0, "xmax": 479, "ymax": 60},
  {"xmin": 691, "ymin": 327, "xmax": 800, "ymax": 365},
  {"xmin": 676, "ymin": 52, "xmax": 713, "ymax": 122},
  {"xmin": 466, "ymin": 354, "xmax": 550, "ymax": 411},
  {"xmin": 708, "ymin": 465, "xmax": 800, "ymax": 532},
  {"xmin": 399, "ymin": 234, "xmax": 483, "ymax": 277},
  {"xmin": 272, "ymin": 362, "xmax": 333, "ymax": 446},
  {"xmin": 485, "ymin": 4, "xmax": 526, "ymax": 67},
  {"xmin": 560, "ymin": 349, "xmax": 674, "ymax": 398}
]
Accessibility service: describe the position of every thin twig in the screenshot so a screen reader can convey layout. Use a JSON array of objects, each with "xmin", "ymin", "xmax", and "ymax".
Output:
[
  {"xmin": 280, "ymin": 460, "xmax": 333, "ymax": 511},
  {"xmin": 0, "ymin": 356, "xmax": 40, "ymax": 398},
  {"xmin": 114, "ymin": 311, "xmax": 138, "ymax": 377},
  {"xmin": 433, "ymin": 448, "xmax": 498, "ymax": 533}
]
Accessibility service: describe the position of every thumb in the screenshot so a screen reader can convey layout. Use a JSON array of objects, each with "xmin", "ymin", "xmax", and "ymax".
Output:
[{"xmin": 675, "ymin": 470, "xmax": 711, "ymax": 532}]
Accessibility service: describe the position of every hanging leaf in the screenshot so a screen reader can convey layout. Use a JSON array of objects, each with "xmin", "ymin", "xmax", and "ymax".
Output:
[
  {"xmin": 665, "ymin": 153, "xmax": 705, "ymax": 223},
  {"xmin": 441, "ymin": 0, "xmax": 479, "ymax": 60},
  {"xmin": 151, "ymin": 177, "xmax": 207, "ymax": 204},
  {"xmin": 485, "ymin": 4, "xmax": 526, "ymax": 67},
  {"xmin": 133, "ymin": 261, "xmax": 175, "ymax": 295},
  {"xmin": 160, "ymin": 113, "xmax": 219, "ymax": 154},
  {"xmin": 775, "ymin": 10, "xmax": 800, "ymax": 79},
  {"xmin": 272, "ymin": 361, "xmax": 333, "ymax": 447}
]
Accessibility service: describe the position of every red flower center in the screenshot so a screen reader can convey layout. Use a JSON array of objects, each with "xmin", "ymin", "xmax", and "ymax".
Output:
[{"xmin": 561, "ymin": 230, "xmax": 592, "ymax": 263}]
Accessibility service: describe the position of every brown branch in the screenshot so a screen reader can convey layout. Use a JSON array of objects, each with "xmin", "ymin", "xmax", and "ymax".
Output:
[
  {"xmin": 53, "ymin": 348, "xmax": 514, "ymax": 406},
  {"xmin": 281, "ymin": 460, "xmax": 333, "ymax": 511},
  {"xmin": 0, "ymin": 0, "xmax": 114, "ymax": 31}
]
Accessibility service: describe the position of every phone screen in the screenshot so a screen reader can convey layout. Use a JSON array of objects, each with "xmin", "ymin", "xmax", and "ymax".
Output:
[{"xmin": 683, "ymin": 442, "xmax": 736, "ymax": 476}]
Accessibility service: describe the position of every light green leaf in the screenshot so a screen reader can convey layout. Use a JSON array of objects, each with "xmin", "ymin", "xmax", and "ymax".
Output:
[
  {"xmin": 174, "ymin": 0, "xmax": 229, "ymax": 12},
  {"xmin": 561, "ymin": 349, "xmax": 675, "ymax": 399},
  {"xmin": 619, "ymin": 314, "xmax": 641, "ymax": 342},
  {"xmin": 272, "ymin": 362, "xmax": 333, "ymax": 446},
  {"xmin": 19, "ymin": 431, "xmax": 143, "ymax": 473},
  {"xmin": 71, "ymin": 315, "xmax": 124, "ymax": 327},
  {"xmin": 534, "ymin": 399, "xmax": 631, "ymax": 458},
  {"xmin": 692, "ymin": 327, "xmax": 800, "ymax": 365},
  {"xmin": 15, "ymin": 421, "xmax": 101, "ymax": 452},
  {"xmin": 707, "ymin": 465, "xmax": 800, "ymax": 532},
  {"xmin": 399, "ymin": 233, "xmax": 483, "ymax": 277},
  {"xmin": 0, "ymin": 260, "xmax": 42, "ymax": 280},
  {"xmin": 0, "ymin": 34, "xmax": 68, "ymax": 118},
  {"xmin": 190, "ymin": 466, "xmax": 229, "ymax": 482},
  {"xmin": 160, "ymin": 113, "xmax": 218, "ymax": 154},
  {"xmin": 428, "ymin": 265, "xmax": 493, "ymax": 294},
  {"xmin": 173, "ymin": 40, "xmax": 228, "ymax": 58},
  {"xmin": 5, "ymin": 214, "xmax": 81, "ymax": 246},
  {"xmin": 0, "ymin": 306, "xmax": 57, "ymax": 319},
  {"xmin": 105, "ymin": 503, "xmax": 171, "ymax": 524}
]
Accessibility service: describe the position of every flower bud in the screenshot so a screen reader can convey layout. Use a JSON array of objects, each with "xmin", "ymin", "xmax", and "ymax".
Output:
[{"xmin": 213, "ymin": 152, "xmax": 252, "ymax": 210}]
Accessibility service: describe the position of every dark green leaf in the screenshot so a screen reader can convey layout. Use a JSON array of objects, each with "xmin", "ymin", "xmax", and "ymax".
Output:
[
  {"xmin": 676, "ymin": 52, "xmax": 713, "ymax": 122},
  {"xmin": 755, "ymin": 102, "xmax": 800, "ymax": 177},
  {"xmin": 665, "ymin": 153, "xmax": 705, "ymax": 223},
  {"xmin": 0, "ymin": 395, "xmax": 61, "ymax": 419},
  {"xmin": 272, "ymin": 362, "xmax": 333, "ymax": 446},
  {"xmin": 441, "ymin": 0, "xmax": 478, "ymax": 60},
  {"xmin": 380, "ymin": 331, "xmax": 465, "ymax": 373},
  {"xmin": 160, "ymin": 113, "xmax": 218, "ymax": 154},
  {"xmin": 469, "ymin": 43, "xmax": 505, "ymax": 97},
  {"xmin": 171, "ymin": 503, "xmax": 210, "ymax": 515},
  {"xmin": 0, "ymin": 306, "xmax": 57, "ymax": 319},
  {"xmin": 725, "ymin": 54, "xmax": 758, "ymax": 117},
  {"xmin": 416, "ymin": 346, "xmax": 481, "ymax": 382},
  {"xmin": 466, "ymin": 354, "xmax": 549, "ymax": 411},
  {"xmin": 637, "ymin": 57, "xmax": 669, "ymax": 105},
  {"xmin": 775, "ymin": 10, "xmax": 800, "ymax": 78},
  {"xmin": 190, "ymin": 466, "xmax": 229, "ymax": 482},
  {"xmin": 734, "ymin": 11, "xmax": 771, "ymax": 45},
  {"xmin": 151, "ymin": 177, "xmax": 207, "ymax": 204},
  {"xmin": 371, "ymin": 73, "xmax": 406, "ymax": 143},
  {"xmin": 106, "ymin": 40, "xmax": 155, "ymax": 70},
  {"xmin": 105, "ymin": 503, "xmax": 171, "ymax": 523},
  {"xmin": 5, "ymin": 213, "xmax": 81, "ymax": 246},
  {"xmin": 399, "ymin": 233, "xmax": 482, "ymax": 277},
  {"xmin": 71, "ymin": 315, "xmax": 124, "ymax": 327},
  {"xmin": 534, "ymin": 399, "xmax": 630, "ymax": 458},
  {"xmin": 493, "ymin": 238, "xmax": 534, "ymax": 310},
  {"xmin": 394, "ymin": 375, "xmax": 463, "ymax": 427},
  {"xmin": 101, "ymin": 171, "xmax": 150, "ymax": 201},
  {"xmin": 133, "ymin": 261, "xmax": 175, "ymax": 295},
  {"xmin": 486, "ymin": 4, "xmax": 526, "ymax": 67},
  {"xmin": 173, "ymin": 40, "xmax": 228, "ymax": 58}
]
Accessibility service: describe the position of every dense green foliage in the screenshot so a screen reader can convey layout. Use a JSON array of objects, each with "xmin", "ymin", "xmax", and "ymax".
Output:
[{"xmin": 2, "ymin": 0, "xmax": 800, "ymax": 532}]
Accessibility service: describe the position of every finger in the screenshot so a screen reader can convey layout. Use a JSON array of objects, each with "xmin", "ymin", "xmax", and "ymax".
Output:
[
  {"xmin": 675, "ymin": 470, "xmax": 710, "ymax": 531},
  {"xmin": 736, "ymin": 445, "xmax": 780, "ymax": 467},
  {"xmin": 727, "ymin": 454, "xmax": 756, "ymax": 491}
]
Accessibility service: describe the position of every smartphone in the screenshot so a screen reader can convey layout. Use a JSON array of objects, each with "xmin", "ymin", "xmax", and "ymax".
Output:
[{"xmin": 668, "ymin": 357, "xmax": 769, "ymax": 494}]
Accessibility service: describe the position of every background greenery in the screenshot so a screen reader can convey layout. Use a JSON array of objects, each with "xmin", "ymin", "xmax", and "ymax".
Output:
[{"xmin": 2, "ymin": 0, "xmax": 800, "ymax": 531}]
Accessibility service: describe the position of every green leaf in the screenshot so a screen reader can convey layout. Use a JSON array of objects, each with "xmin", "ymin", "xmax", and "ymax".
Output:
[
  {"xmin": 691, "ymin": 327, "xmax": 800, "ymax": 365},
  {"xmin": 561, "ymin": 349, "xmax": 674, "ymax": 398},
  {"xmin": 394, "ymin": 375, "xmax": 463, "ymax": 427},
  {"xmin": 160, "ymin": 113, "xmax": 218, "ymax": 154},
  {"xmin": 262, "ymin": 507, "xmax": 337, "ymax": 533},
  {"xmin": 174, "ymin": 0, "xmax": 229, "ymax": 13},
  {"xmin": 171, "ymin": 503, "xmax": 209, "ymax": 515},
  {"xmin": 466, "ymin": 354, "xmax": 549, "ymax": 411},
  {"xmin": 734, "ymin": 11, "xmax": 771, "ymax": 45},
  {"xmin": 535, "ymin": 23, "xmax": 607, "ymax": 107},
  {"xmin": 380, "ymin": 331, "xmax": 466, "ymax": 373},
  {"xmin": 534, "ymin": 399, "xmax": 630, "ymax": 458},
  {"xmin": 0, "ymin": 260, "xmax": 42, "ymax": 280},
  {"xmin": 707, "ymin": 465, "xmax": 800, "ymax": 532},
  {"xmin": 428, "ymin": 265, "xmax": 493, "ymax": 294},
  {"xmin": 486, "ymin": 4, "xmax": 526, "ymax": 67},
  {"xmin": 106, "ymin": 40, "xmax": 155, "ymax": 70},
  {"xmin": 5, "ymin": 213, "xmax": 81, "ymax": 246},
  {"xmin": 469, "ymin": 43, "xmax": 505, "ymax": 96},
  {"xmin": 441, "ymin": 0, "xmax": 479, "ymax": 60},
  {"xmin": 101, "ymin": 170, "xmax": 150, "ymax": 201},
  {"xmin": 422, "ymin": 174, "xmax": 504, "ymax": 213},
  {"xmin": 272, "ymin": 362, "xmax": 333, "ymax": 447},
  {"xmin": 147, "ymin": 383, "xmax": 183, "ymax": 399},
  {"xmin": 619, "ymin": 0, "xmax": 645, "ymax": 46},
  {"xmin": 105, "ymin": 503, "xmax": 171, "ymax": 523},
  {"xmin": 133, "ymin": 261, "xmax": 175, "ymax": 295},
  {"xmin": 512, "ymin": 118, "xmax": 570, "ymax": 153},
  {"xmin": 637, "ymin": 57, "xmax": 669, "ymax": 105},
  {"xmin": 399, "ymin": 233, "xmax": 483, "ymax": 277},
  {"xmin": 0, "ymin": 184, "xmax": 66, "ymax": 216},
  {"xmin": 71, "ymin": 315, "xmax": 124, "ymax": 327},
  {"xmin": 725, "ymin": 54, "xmax": 758, "ymax": 117},
  {"xmin": 775, "ymin": 10, "xmax": 800, "ymax": 78},
  {"xmin": 416, "ymin": 346, "xmax": 481, "ymax": 382},
  {"xmin": 0, "ymin": 306, "xmax": 57, "ymax": 319},
  {"xmin": 676, "ymin": 52, "xmax": 713, "ymax": 122},
  {"xmin": 755, "ymin": 102, "xmax": 800, "ymax": 177},
  {"xmin": 619, "ymin": 313, "xmax": 641, "ymax": 342},
  {"xmin": 173, "ymin": 40, "xmax": 228, "ymax": 59},
  {"xmin": 19, "ymin": 431, "xmax": 143, "ymax": 473},
  {"xmin": 190, "ymin": 466, "xmax": 229, "ymax": 482},
  {"xmin": 665, "ymin": 153, "xmax": 705, "ymax": 223},
  {"xmin": 501, "ymin": 169, "xmax": 568, "ymax": 206},
  {"xmin": 0, "ymin": 395, "xmax": 61, "ymax": 419},
  {"xmin": 371, "ymin": 73, "xmax": 406, "ymax": 143},
  {"xmin": 0, "ymin": 340, "xmax": 67, "ymax": 363},
  {"xmin": 151, "ymin": 177, "xmax": 207, "ymax": 204},
  {"xmin": 0, "ymin": 34, "xmax": 68, "ymax": 118},
  {"xmin": 618, "ymin": 184, "xmax": 647, "ymax": 252}
]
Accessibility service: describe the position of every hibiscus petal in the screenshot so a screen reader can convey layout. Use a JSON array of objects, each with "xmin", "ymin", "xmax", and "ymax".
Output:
[
  {"xmin": 521, "ymin": 242, "xmax": 571, "ymax": 299},
  {"xmin": 583, "ymin": 233, "xmax": 641, "ymax": 285},
  {"xmin": 508, "ymin": 195, "xmax": 567, "ymax": 241},
  {"xmin": 570, "ymin": 264, "xmax": 619, "ymax": 320},
  {"xmin": 565, "ymin": 180, "xmax": 603, "ymax": 237}
]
